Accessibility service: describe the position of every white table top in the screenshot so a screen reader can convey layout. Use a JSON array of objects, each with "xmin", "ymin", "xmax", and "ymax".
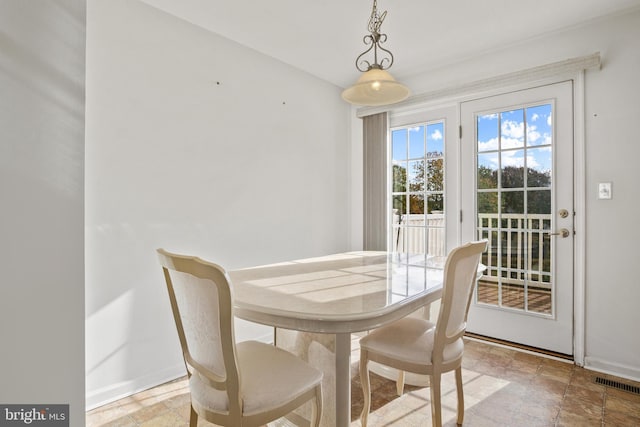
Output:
[{"xmin": 229, "ymin": 251, "xmax": 447, "ymax": 334}]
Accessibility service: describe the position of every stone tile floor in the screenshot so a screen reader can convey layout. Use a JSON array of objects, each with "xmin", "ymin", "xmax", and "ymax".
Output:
[{"xmin": 87, "ymin": 338, "xmax": 640, "ymax": 426}]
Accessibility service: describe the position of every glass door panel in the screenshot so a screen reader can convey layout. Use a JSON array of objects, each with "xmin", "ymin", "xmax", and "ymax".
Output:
[
  {"xmin": 476, "ymin": 103, "xmax": 553, "ymax": 315},
  {"xmin": 391, "ymin": 121, "xmax": 447, "ymax": 264}
]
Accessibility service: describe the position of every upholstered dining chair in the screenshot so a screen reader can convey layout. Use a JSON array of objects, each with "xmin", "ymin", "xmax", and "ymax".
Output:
[
  {"xmin": 358, "ymin": 240, "xmax": 487, "ymax": 427},
  {"xmin": 157, "ymin": 249, "xmax": 323, "ymax": 427}
]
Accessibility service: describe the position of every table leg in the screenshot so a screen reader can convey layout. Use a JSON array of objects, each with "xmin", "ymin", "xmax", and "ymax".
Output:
[
  {"xmin": 334, "ymin": 332, "xmax": 351, "ymax": 427},
  {"xmin": 275, "ymin": 329, "xmax": 352, "ymax": 427}
]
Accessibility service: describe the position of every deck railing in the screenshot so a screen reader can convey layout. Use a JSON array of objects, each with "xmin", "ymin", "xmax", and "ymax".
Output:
[
  {"xmin": 478, "ymin": 213, "xmax": 552, "ymax": 289},
  {"xmin": 392, "ymin": 213, "xmax": 445, "ymax": 257},
  {"xmin": 393, "ymin": 212, "xmax": 552, "ymax": 289}
]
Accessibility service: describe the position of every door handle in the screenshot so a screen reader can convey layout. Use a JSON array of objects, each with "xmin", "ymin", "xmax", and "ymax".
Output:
[{"xmin": 549, "ymin": 228, "xmax": 570, "ymax": 238}]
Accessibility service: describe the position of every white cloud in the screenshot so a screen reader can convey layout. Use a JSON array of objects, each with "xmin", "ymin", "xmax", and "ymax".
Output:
[
  {"xmin": 502, "ymin": 120, "xmax": 524, "ymax": 139},
  {"xmin": 525, "ymin": 155, "xmax": 541, "ymax": 169},
  {"xmin": 528, "ymin": 130, "xmax": 541, "ymax": 143},
  {"xmin": 478, "ymin": 137, "xmax": 498, "ymax": 151},
  {"xmin": 478, "ymin": 150, "xmax": 549, "ymax": 173},
  {"xmin": 529, "ymin": 132, "xmax": 552, "ymax": 146},
  {"xmin": 500, "ymin": 151, "xmax": 541, "ymax": 169},
  {"xmin": 501, "ymin": 137, "xmax": 523, "ymax": 149},
  {"xmin": 500, "ymin": 151, "xmax": 526, "ymax": 168},
  {"xmin": 527, "ymin": 124, "xmax": 541, "ymax": 143},
  {"xmin": 547, "ymin": 115, "xmax": 552, "ymax": 126},
  {"xmin": 531, "ymin": 113, "xmax": 540, "ymax": 121},
  {"xmin": 430, "ymin": 129, "xmax": 443, "ymax": 140}
]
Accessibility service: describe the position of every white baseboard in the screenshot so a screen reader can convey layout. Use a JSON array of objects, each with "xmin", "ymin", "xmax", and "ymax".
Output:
[
  {"xmin": 86, "ymin": 363, "xmax": 186, "ymax": 411},
  {"xmin": 584, "ymin": 356, "xmax": 640, "ymax": 383}
]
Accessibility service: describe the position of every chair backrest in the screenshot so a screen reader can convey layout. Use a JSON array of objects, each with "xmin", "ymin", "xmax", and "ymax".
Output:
[
  {"xmin": 157, "ymin": 248, "xmax": 242, "ymax": 415},
  {"xmin": 433, "ymin": 240, "xmax": 487, "ymax": 362}
]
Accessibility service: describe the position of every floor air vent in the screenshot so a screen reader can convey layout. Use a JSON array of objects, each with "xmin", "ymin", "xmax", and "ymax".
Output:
[{"xmin": 595, "ymin": 376, "xmax": 640, "ymax": 395}]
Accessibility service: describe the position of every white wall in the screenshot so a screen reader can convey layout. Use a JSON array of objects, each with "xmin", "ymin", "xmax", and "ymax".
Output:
[
  {"xmin": 580, "ymin": 10, "xmax": 640, "ymax": 380},
  {"xmin": 85, "ymin": 0, "xmax": 351, "ymax": 408},
  {"xmin": 372, "ymin": 9, "xmax": 640, "ymax": 380},
  {"xmin": 0, "ymin": 0, "xmax": 86, "ymax": 425}
]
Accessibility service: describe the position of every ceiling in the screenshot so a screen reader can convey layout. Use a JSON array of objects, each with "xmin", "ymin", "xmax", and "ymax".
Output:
[{"xmin": 140, "ymin": 0, "xmax": 640, "ymax": 88}]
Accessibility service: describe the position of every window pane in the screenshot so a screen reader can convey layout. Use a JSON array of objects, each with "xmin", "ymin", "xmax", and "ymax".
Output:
[
  {"xmin": 409, "ymin": 194, "xmax": 424, "ymax": 215},
  {"xmin": 408, "ymin": 160, "xmax": 424, "ymax": 191},
  {"xmin": 427, "ymin": 193, "xmax": 444, "ymax": 214},
  {"xmin": 392, "ymin": 226, "xmax": 405, "ymax": 253},
  {"xmin": 503, "ymin": 283, "xmax": 525, "ymax": 310},
  {"xmin": 393, "ymin": 195, "xmax": 406, "ymax": 216},
  {"xmin": 393, "ymin": 163, "xmax": 407, "ymax": 192},
  {"xmin": 501, "ymin": 150, "xmax": 525, "ymax": 188},
  {"xmin": 478, "ymin": 192, "xmax": 498, "ymax": 214},
  {"xmin": 408, "ymin": 126, "xmax": 425, "ymax": 159},
  {"xmin": 527, "ymin": 147, "xmax": 552, "ymax": 188},
  {"xmin": 500, "ymin": 109, "xmax": 525, "ymax": 149},
  {"xmin": 392, "ymin": 129, "xmax": 407, "ymax": 160},
  {"xmin": 427, "ymin": 226, "xmax": 445, "ymax": 257},
  {"xmin": 477, "ymin": 114, "xmax": 498, "ymax": 152},
  {"xmin": 528, "ymin": 286, "xmax": 551, "ymax": 314},
  {"xmin": 542, "ymin": 233, "xmax": 551, "ymax": 273},
  {"xmin": 427, "ymin": 122, "xmax": 444, "ymax": 155},
  {"xmin": 502, "ymin": 191, "xmax": 524, "ymax": 214},
  {"xmin": 526, "ymin": 104, "xmax": 552, "ymax": 147},
  {"xmin": 478, "ymin": 153, "xmax": 498, "ymax": 189},
  {"xmin": 406, "ymin": 227, "xmax": 425, "ymax": 257},
  {"xmin": 507, "ymin": 231, "xmax": 525, "ymax": 269},
  {"xmin": 527, "ymin": 190, "xmax": 551, "ymax": 214},
  {"xmin": 426, "ymin": 159, "xmax": 443, "ymax": 191}
]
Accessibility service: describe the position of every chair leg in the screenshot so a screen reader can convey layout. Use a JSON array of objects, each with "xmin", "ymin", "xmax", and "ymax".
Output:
[
  {"xmin": 396, "ymin": 370, "xmax": 405, "ymax": 396},
  {"xmin": 189, "ymin": 404, "xmax": 198, "ymax": 427},
  {"xmin": 312, "ymin": 383, "xmax": 323, "ymax": 427},
  {"xmin": 429, "ymin": 373, "xmax": 442, "ymax": 427},
  {"xmin": 455, "ymin": 366, "xmax": 464, "ymax": 425},
  {"xmin": 359, "ymin": 350, "xmax": 371, "ymax": 427}
]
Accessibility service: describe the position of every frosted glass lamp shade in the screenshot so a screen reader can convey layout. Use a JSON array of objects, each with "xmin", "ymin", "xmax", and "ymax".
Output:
[{"xmin": 341, "ymin": 68, "xmax": 410, "ymax": 106}]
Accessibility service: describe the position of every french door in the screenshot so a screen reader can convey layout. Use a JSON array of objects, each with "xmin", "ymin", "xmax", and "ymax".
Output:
[{"xmin": 461, "ymin": 82, "xmax": 574, "ymax": 356}]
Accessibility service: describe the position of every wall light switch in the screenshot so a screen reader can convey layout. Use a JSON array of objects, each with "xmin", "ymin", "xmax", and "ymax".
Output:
[{"xmin": 598, "ymin": 182, "xmax": 612, "ymax": 199}]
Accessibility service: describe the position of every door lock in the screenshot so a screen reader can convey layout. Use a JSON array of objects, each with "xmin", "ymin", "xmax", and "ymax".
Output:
[{"xmin": 558, "ymin": 209, "xmax": 570, "ymax": 218}]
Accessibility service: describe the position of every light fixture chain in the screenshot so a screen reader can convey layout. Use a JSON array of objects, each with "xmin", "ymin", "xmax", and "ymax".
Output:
[
  {"xmin": 368, "ymin": 0, "xmax": 387, "ymax": 35},
  {"xmin": 355, "ymin": 0, "xmax": 394, "ymax": 72}
]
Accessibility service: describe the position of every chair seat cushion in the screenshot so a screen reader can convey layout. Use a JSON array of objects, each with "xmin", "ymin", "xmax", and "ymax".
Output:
[
  {"xmin": 190, "ymin": 340, "xmax": 323, "ymax": 417},
  {"xmin": 359, "ymin": 317, "xmax": 464, "ymax": 367}
]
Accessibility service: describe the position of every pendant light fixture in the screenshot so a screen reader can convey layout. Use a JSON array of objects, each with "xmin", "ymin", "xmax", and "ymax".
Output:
[{"xmin": 341, "ymin": 0, "xmax": 410, "ymax": 106}]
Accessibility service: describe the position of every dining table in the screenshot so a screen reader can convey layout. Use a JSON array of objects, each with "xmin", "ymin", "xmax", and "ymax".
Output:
[{"xmin": 228, "ymin": 251, "xmax": 451, "ymax": 427}]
